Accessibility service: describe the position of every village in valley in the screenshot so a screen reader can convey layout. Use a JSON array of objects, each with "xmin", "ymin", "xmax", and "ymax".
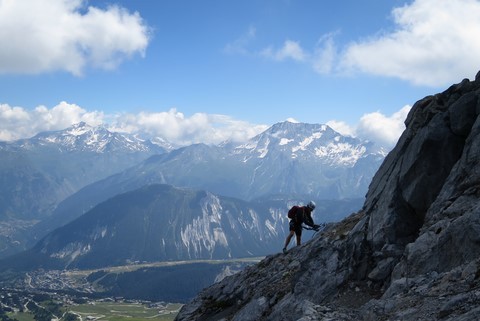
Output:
[{"xmin": 0, "ymin": 270, "xmax": 182, "ymax": 321}]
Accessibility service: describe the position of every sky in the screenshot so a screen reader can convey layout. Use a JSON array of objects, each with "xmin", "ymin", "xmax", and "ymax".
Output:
[{"xmin": 1, "ymin": 0, "xmax": 480, "ymax": 148}]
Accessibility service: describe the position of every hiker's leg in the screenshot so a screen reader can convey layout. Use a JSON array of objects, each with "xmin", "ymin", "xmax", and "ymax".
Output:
[
  {"xmin": 295, "ymin": 227, "xmax": 302, "ymax": 246},
  {"xmin": 284, "ymin": 230, "xmax": 295, "ymax": 248}
]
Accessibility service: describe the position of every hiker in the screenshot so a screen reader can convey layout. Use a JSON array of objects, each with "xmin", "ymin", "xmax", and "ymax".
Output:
[{"xmin": 283, "ymin": 201, "xmax": 319, "ymax": 254}]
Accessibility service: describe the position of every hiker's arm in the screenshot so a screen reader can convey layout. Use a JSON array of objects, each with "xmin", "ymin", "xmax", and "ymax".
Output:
[{"xmin": 304, "ymin": 214, "xmax": 314, "ymax": 227}]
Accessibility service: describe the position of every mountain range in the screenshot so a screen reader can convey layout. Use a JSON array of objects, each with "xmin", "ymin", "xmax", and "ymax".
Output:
[
  {"xmin": 0, "ymin": 122, "xmax": 169, "ymax": 220},
  {"xmin": 161, "ymin": 121, "xmax": 386, "ymax": 200},
  {"xmin": 5, "ymin": 184, "xmax": 281, "ymax": 270},
  {"xmin": 0, "ymin": 122, "xmax": 168, "ymax": 256},
  {"xmin": 0, "ymin": 121, "xmax": 384, "ymax": 262}
]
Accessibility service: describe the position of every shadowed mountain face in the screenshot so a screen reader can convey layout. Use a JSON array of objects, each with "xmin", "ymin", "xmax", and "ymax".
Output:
[
  {"xmin": 2, "ymin": 184, "xmax": 274, "ymax": 270},
  {"xmin": 0, "ymin": 187, "xmax": 364, "ymax": 276},
  {"xmin": 175, "ymin": 73, "xmax": 480, "ymax": 321},
  {"xmin": 2, "ymin": 184, "xmax": 361, "ymax": 271}
]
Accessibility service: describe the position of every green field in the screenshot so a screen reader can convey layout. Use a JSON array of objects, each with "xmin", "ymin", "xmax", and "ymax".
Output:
[
  {"xmin": 69, "ymin": 301, "xmax": 182, "ymax": 321},
  {"xmin": 7, "ymin": 311, "xmax": 35, "ymax": 321},
  {"xmin": 9, "ymin": 301, "xmax": 182, "ymax": 321}
]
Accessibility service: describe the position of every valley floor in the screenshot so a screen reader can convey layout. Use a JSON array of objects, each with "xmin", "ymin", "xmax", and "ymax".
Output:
[
  {"xmin": 3, "ymin": 292, "xmax": 182, "ymax": 321},
  {"xmin": 0, "ymin": 258, "xmax": 264, "ymax": 321}
]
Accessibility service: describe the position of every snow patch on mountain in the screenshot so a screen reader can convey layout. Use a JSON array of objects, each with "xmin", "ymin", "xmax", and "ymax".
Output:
[
  {"xmin": 257, "ymin": 138, "xmax": 270, "ymax": 158},
  {"xmin": 265, "ymin": 219, "xmax": 276, "ymax": 237},
  {"xmin": 213, "ymin": 228, "xmax": 228, "ymax": 247},
  {"xmin": 90, "ymin": 226, "xmax": 108, "ymax": 241},
  {"xmin": 248, "ymin": 209, "xmax": 262, "ymax": 239},
  {"xmin": 265, "ymin": 208, "xmax": 286, "ymax": 238},
  {"xmin": 292, "ymin": 132, "xmax": 323, "ymax": 153},
  {"xmin": 315, "ymin": 143, "xmax": 367, "ymax": 166},
  {"xmin": 49, "ymin": 242, "xmax": 91, "ymax": 262},
  {"xmin": 279, "ymin": 138, "xmax": 293, "ymax": 145},
  {"xmin": 66, "ymin": 122, "xmax": 93, "ymax": 136},
  {"xmin": 180, "ymin": 193, "xmax": 229, "ymax": 259},
  {"xmin": 234, "ymin": 141, "xmax": 256, "ymax": 151}
]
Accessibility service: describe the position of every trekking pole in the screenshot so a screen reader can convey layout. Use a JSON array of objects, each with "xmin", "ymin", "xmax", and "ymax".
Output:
[
  {"xmin": 302, "ymin": 223, "xmax": 326, "ymax": 231},
  {"xmin": 303, "ymin": 223, "xmax": 326, "ymax": 239}
]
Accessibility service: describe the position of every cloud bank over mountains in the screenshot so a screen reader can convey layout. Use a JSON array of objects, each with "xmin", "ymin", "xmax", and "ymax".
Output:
[
  {"xmin": 0, "ymin": 102, "xmax": 268, "ymax": 146},
  {"xmin": 2, "ymin": 0, "xmax": 469, "ymax": 149},
  {"xmin": 0, "ymin": 102, "xmax": 408, "ymax": 148}
]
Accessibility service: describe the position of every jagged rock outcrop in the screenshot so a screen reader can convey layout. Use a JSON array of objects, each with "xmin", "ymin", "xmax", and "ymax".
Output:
[{"xmin": 175, "ymin": 71, "xmax": 480, "ymax": 321}]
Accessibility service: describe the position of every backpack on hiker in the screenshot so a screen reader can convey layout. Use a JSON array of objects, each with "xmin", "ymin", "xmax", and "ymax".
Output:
[{"xmin": 287, "ymin": 206, "xmax": 302, "ymax": 219}]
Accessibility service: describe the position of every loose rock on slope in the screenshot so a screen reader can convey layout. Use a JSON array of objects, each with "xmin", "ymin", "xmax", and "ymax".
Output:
[{"xmin": 175, "ymin": 71, "xmax": 480, "ymax": 321}]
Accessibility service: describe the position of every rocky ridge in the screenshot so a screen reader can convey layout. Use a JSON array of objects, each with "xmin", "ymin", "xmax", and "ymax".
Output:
[{"xmin": 175, "ymin": 71, "xmax": 480, "ymax": 321}]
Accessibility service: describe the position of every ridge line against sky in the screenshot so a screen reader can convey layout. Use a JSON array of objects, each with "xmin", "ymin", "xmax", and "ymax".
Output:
[{"xmin": 1, "ymin": 0, "xmax": 480, "ymax": 148}]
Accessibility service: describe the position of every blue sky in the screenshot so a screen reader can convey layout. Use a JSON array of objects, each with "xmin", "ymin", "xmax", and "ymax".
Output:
[{"xmin": 1, "ymin": 0, "xmax": 480, "ymax": 147}]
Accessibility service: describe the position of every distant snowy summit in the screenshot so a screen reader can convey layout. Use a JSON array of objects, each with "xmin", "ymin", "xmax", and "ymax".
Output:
[
  {"xmin": 232, "ymin": 121, "xmax": 386, "ymax": 167},
  {"xmin": 14, "ymin": 122, "xmax": 172, "ymax": 153}
]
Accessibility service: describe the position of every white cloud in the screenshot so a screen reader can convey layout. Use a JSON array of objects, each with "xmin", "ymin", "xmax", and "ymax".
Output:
[
  {"xmin": 0, "ymin": 101, "xmax": 411, "ymax": 148},
  {"xmin": 313, "ymin": 32, "xmax": 338, "ymax": 74},
  {"xmin": 33, "ymin": 102, "xmax": 105, "ymax": 129},
  {"xmin": 0, "ymin": 104, "xmax": 31, "ymax": 141},
  {"xmin": 326, "ymin": 120, "xmax": 355, "ymax": 137},
  {"xmin": 286, "ymin": 118, "xmax": 300, "ymax": 123},
  {"xmin": 0, "ymin": 0, "xmax": 150, "ymax": 75},
  {"xmin": 0, "ymin": 101, "xmax": 104, "ymax": 141},
  {"xmin": 113, "ymin": 106, "xmax": 409, "ymax": 148},
  {"xmin": 327, "ymin": 105, "xmax": 412, "ymax": 148},
  {"xmin": 261, "ymin": 40, "xmax": 307, "ymax": 62},
  {"xmin": 224, "ymin": 26, "xmax": 257, "ymax": 55},
  {"xmin": 0, "ymin": 103, "xmax": 268, "ymax": 146},
  {"xmin": 356, "ymin": 105, "xmax": 411, "ymax": 147},
  {"xmin": 251, "ymin": 0, "xmax": 480, "ymax": 86},
  {"xmin": 112, "ymin": 109, "xmax": 268, "ymax": 146},
  {"xmin": 339, "ymin": 0, "xmax": 480, "ymax": 86}
]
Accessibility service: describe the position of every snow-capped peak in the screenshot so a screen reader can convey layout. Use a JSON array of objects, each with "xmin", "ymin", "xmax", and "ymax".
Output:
[
  {"xmin": 232, "ymin": 121, "xmax": 380, "ymax": 167},
  {"xmin": 64, "ymin": 121, "xmax": 94, "ymax": 136},
  {"xmin": 21, "ymin": 122, "xmax": 168, "ymax": 154}
]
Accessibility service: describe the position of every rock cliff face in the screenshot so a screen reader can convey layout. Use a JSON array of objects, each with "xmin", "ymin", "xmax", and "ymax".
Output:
[{"xmin": 175, "ymin": 72, "xmax": 480, "ymax": 321}]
